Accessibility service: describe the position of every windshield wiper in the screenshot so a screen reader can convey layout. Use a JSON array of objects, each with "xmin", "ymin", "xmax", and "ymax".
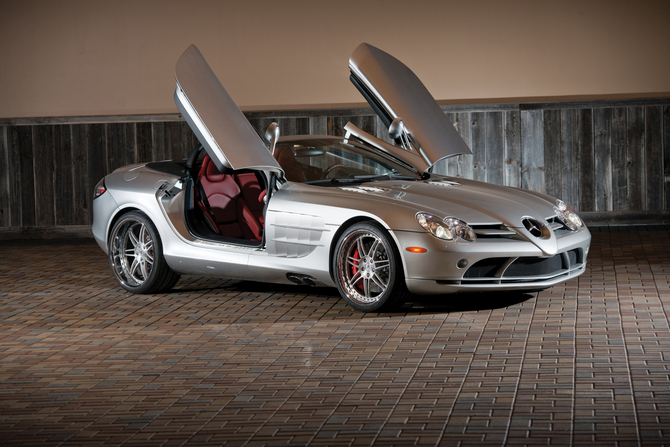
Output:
[
  {"xmin": 305, "ymin": 174, "xmax": 420, "ymax": 185},
  {"xmin": 350, "ymin": 174, "xmax": 391, "ymax": 182},
  {"xmin": 303, "ymin": 175, "xmax": 384, "ymax": 185},
  {"xmin": 347, "ymin": 174, "xmax": 422, "ymax": 182}
]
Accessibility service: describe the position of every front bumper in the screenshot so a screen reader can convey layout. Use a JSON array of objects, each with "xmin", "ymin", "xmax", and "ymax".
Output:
[{"xmin": 392, "ymin": 226, "xmax": 591, "ymax": 295}]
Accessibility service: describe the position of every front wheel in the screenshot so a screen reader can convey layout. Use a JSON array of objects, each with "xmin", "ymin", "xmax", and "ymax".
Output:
[
  {"xmin": 333, "ymin": 222, "xmax": 410, "ymax": 312},
  {"xmin": 108, "ymin": 211, "xmax": 180, "ymax": 294}
]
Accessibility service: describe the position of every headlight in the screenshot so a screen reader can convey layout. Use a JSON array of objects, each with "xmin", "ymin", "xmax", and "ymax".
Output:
[
  {"xmin": 444, "ymin": 217, "xmax": 477, "ymax": 242},
  {"xmin": 415, "ymin": 213, "xmax": 476, "ymax": 242},
  {"xmin": 554, "ymin": 200, "xmax": 583, "ymax": 231},
  {"xmin": 416, "ymin": 213, "xmax": 455, "ymax": 240}
]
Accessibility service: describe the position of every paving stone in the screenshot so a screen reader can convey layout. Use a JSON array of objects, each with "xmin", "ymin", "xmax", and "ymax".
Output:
[{"xmin": 0, "ymin": 227, "xmax": 669, "ymax": 445}]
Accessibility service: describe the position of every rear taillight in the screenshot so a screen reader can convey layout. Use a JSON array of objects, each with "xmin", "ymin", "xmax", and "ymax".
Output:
[{"xmin": 94, "ymin": 178, "xmax": 106, "ymax": 199}]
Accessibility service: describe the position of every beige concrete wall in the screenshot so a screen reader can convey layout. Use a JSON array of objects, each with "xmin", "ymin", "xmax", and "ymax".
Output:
[{"xmin": 1, "ymin": 0, "xmax": 669, "ymax": 119}]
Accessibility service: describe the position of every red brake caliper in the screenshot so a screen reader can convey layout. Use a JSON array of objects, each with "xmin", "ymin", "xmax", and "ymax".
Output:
[{"xmin": 351, "ymin": 247, "xmax": 364, "ymax": 291}]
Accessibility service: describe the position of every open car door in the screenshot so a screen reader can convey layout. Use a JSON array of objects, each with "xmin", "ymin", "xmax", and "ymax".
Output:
[
  {"xmin": 349, "ymin": 43, "xmax": 472, "ymax": 169},
  {"xmin": 174, "ymin": 45, "xmax": 283, "ymax": 176}
]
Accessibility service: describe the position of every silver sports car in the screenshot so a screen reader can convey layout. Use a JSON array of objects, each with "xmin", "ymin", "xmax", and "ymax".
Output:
[{"xmin": 92, "ymin": 43, "xmax": 591, "ymax": 312}]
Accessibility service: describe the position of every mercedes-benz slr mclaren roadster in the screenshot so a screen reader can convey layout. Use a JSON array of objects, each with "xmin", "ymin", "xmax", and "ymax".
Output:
[{"xmin": 92, "ymin": 43, "xmax": 591, "ymax": 312}]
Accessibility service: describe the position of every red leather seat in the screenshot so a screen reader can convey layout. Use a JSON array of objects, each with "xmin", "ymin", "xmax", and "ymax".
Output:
[
  {"xmin": 196, "ymin": 156, "xmax": 263, "ymax": 240},
  {"xmin": 235, "ymin": 172, "xmax": 265, "ymax": 224}
]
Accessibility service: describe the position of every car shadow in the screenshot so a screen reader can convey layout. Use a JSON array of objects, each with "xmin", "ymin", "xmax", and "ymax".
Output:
[
  {"xmin": 172, "ymin": 278, "xmax": 341, "ymax": 297},
  {"xmin": 172, "ymin": 277, "xmax": 535, "ymax": 315},
  {"xmin": 399, "ymin": 291, "xmax": 536, "ymax": 313}
]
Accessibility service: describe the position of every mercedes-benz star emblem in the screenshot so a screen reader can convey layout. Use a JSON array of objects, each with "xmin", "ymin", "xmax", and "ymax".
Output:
[{"xmin": 522, "ymin": 217, "xmax": 545, "ymax": 238}]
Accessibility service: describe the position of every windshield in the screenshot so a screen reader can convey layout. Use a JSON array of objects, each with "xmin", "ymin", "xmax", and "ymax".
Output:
[{"xmin": 274, "ymin": 139, "xmax": 422, "ymax": 185}]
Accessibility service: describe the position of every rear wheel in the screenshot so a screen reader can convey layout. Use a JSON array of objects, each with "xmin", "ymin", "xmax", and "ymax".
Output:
[
  {"xmin": 333, "ymin": 222, "xmax": 409, "ymax": 312},
  {"xmin": 108, "ymin": 211, "xmax": 180, "ymax": 294}
]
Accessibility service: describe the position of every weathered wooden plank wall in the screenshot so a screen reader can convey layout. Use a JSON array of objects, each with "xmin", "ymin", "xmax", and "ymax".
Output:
[{"xmin": 0, "ymin": 98, "xmax": 668, "ymax": 233}]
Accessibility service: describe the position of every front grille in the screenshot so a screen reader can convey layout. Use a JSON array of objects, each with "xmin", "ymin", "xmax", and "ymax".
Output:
[
  {"xmin": 503, "ymin": 255, "xmax": 563, "ymax": 277},
  {"xmin": 463, "ymin": 258, "xmax": 508, "ymax": 278},
  {"xmin": 469, "ymin": 223, "xmax": 517, "ymax": 239},
  {"xmin": 462, "ymin": 248, "xmax": 584, "ymax": 283},
  {"xmin": 470, "ymin": 215, "xmax": 578, "ymax": 241}
]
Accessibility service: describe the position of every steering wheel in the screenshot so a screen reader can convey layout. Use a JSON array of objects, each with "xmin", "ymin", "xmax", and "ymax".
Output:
[{"xmin": 324, "ymin": 164, "xmax": 347, "ymax": 178}]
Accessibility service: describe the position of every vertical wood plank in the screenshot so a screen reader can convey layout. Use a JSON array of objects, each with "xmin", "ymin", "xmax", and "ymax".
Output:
[
  {"xmin": 444, "ymin": 113, "xmax": 459, "ymax": 177},
  {"xmin": 0, "ymin": 127, "xmax": 9, "ymax": 227},
  {"xmin": 107, "ymin": 123, "xmax": 130, "ymax": 172},
  {"xmin": 594, "ymin": 108, "xmax": 612, "ymax": 212},
  {"xmin": 627, "ymin": 106, "xmax": 645, "ymax": 210},
  {"xmin": 164, "ymin": 121, "xmax": 196, "ymax": 160},
  {"xmin": 151, "ymin": 122, "xmax": 165, "ymax": 162},
  {"xmin": 7, "ymin": 127, "xmax": 22, "ymax": 227},
  {"xmin": 543, "ymin": 110, "xmax": 561, "ymax": 199},
  {"xmin": 71, "ymin": 124, "xmax": 90, "ymax": 225},
  {"xmin": 54, "ymin": 125, "xmax": 73, "ymax": 226},
  {"xmin": 579, "ymin": 109, "xmax": 594, "ymax": 212},
  {"xmin": 164, "ymin": 122, "xmax": 176, "ymax": 160},
  {"xmin": 471, "ymin": 112, "xmax": 486, "ymax": 182},
  {"xmin": 87, "ymin": 124, "xmax": 107, "ymax": 224},
  {"xmin": 181, "ymin": 121, "xmax": 195, "ymax": 160},
  {"xmin": 521, "ymin": 110, "xmax": 544, "ymax": 193},
  {"xmin": 310, "ymin": 116, "xmax": 328, "ymax": 136},
  {"xmin": 456, "ymin": 112, "xmax": 473, "ymax": 179},
  {"xmin": 486, "ymin": 111, "xmax": 504, "ymax": 185},
  {"xmin": 278, "ymin": 117, "xmax": 295, "ymax": 136},
  {"xmin": 136, "ymin": 122, "xmax": 153, "ymax": 162},
  {"xmin": 560, "ymin": 109, "xmax": 579, "ymax": 209},
  {"xmin": 664, "ymin": 105, "xmax": 670, "ymax": 211},
  {"xmin": 295, "ymin": 117, "xmax": 310, "ymax": 135},
  {"xmin": 503, "ymin": 110, "xmax": 522, "ymax": 188},
  {"xmin": 645, "ymin": 106, "xmax": 663, "ymax": 211},
  {"xmin": 33, "ymin": 125, "xmax": 56, "ymax": 226},
  {"xmin": 165, "ymin": 121, "xmax": 189, "ymax": 161},
  {"xmin": 611, "ymin": 107, "xmax": 627, "ymax": 211},
  {"xmin": 127, "ymin": 123, "xmax": 138, "ymax": 165},
  {"xmin": 327, "ymin": 116, "xmax": 344, "ymax": 136},
  {"xmin": 16, "ymin": 126, "xmax": 36, "ymax": 226}
]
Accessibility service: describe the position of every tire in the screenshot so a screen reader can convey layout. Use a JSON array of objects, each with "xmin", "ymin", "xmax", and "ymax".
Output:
[
  {"xmin": 108, "ymin": 211, "xmax": 180, "ymax": 294},
  {"xmin": 333, "ymin": 221, "xmax": 410, "ymax": 312}
]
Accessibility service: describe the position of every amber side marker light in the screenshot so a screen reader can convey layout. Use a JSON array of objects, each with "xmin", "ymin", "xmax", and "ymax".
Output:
[{"xmin": 406, "ymin": 247, "xmax": 428, "ymax": 253}]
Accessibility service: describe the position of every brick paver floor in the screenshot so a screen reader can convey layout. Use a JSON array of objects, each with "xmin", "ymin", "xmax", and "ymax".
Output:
[{"xmin": 0, "ymin": 226, "xmax": 668, "ymax": 446}]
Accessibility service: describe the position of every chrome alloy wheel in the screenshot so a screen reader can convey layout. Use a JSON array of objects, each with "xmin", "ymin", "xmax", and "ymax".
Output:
[
  {"xmin": 111, "ymin": 217, "xmax": 155, "ymax": 287},
  {"xmin": 337, "ymin": 229, "xmax": 391, "ymax": 304}
]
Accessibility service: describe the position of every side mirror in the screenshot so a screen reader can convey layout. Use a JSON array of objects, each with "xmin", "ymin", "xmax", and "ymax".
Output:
[
  {"xmin": 388, "ymin": 117, "xmax": 404, "ymax": 140},
  {"xmin": 264, "ymin": 122, "xmax": 280, "ymax": 156}
]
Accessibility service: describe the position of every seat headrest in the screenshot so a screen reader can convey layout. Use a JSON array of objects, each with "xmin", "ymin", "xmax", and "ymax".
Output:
[{"xmin": 199, "ymin": 155, "xmax": 226, "ymax": 182}]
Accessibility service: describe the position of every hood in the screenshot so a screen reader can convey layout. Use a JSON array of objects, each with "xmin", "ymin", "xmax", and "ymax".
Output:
[
  {"xmin": 349, "ymin": 43, "xmax": 472, "ymax": 168},
  {"xmin": 337, "ymin": 179, "xmax": 558, "ymax": 226},
  {"xmin": 174, "ymin": 45, "xmax": 283, "ymax": 175},
  {"xmin": 290, "ymin": 178, "xmax": 565, "ymax": 255}
]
